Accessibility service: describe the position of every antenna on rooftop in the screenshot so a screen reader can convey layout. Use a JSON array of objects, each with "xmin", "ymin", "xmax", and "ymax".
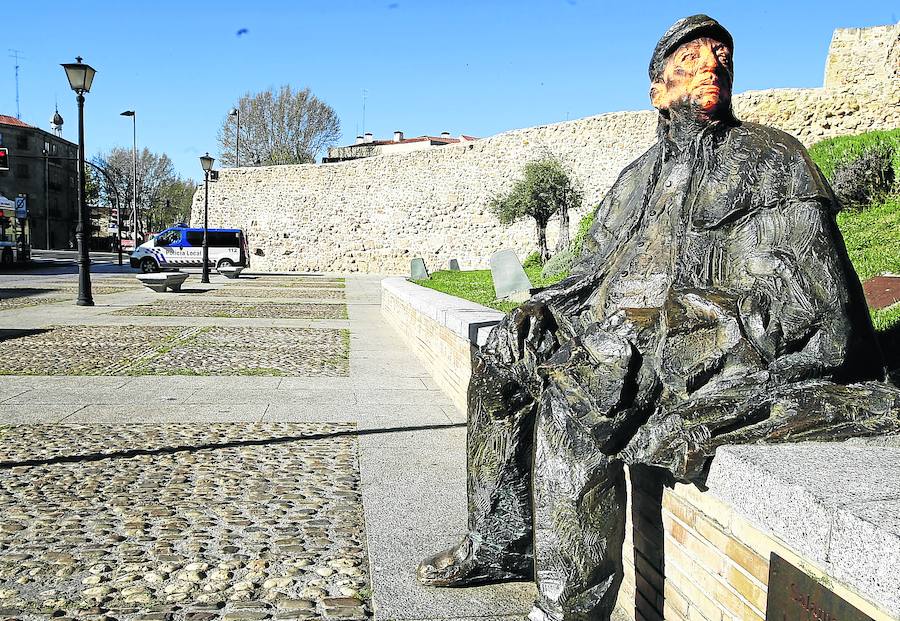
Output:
[
  {"xmin": 8, "ymin": 49, "xmax": 25, "ymax": 120},
  {"xmin": 362, "ymin": 89, "xmax": 368, "ymax": 135}
]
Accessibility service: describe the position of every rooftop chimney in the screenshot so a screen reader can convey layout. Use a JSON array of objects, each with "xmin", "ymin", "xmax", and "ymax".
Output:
[
  {"xmin": 393, "ymin": 130, "xmax": 404, "ymax": 142},
  {"xmin": 364, "ymin": 132, "xmax": 374, "ymax": 144},
  {"xmin": 355, "ymin": 135, "xmax": 364, "ymax": 145}
]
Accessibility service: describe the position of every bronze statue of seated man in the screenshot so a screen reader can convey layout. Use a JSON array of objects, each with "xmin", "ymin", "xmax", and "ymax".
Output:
[{"xmin": 416, "ymin": 14, "xmax": 900, "ymax": 621}]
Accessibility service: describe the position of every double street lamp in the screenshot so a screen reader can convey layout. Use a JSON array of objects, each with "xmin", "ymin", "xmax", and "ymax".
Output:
[
  {"xmin": 199, "ymin": 152, "xmax": 214, "ymax": 283},
  {"xmin": 61, "ymin": 56, "xmax": 96, "ymax": 307}
]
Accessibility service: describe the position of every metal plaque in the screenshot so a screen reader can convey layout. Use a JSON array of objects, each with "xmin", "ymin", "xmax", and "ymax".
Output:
[{"xmin": 766, "ymin": 553, "xmax": 873, "ymax": 621}]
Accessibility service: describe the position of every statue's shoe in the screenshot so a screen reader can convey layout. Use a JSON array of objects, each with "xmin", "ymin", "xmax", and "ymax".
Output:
[{"xmin": 417, "ymin": 534, "xmax": 531, "ymax": 587}]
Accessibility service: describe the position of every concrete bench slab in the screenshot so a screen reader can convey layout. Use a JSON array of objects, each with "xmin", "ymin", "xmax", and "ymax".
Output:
[
  {"xmin": 136, "ymin": 272, "xmax": 190, "ymax": 292},
  {"xmin": 218, "ymin": 266, "xmax": 245, "ymax": 279}
]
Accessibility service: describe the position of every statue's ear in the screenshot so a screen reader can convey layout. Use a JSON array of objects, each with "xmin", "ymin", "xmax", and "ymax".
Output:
[{"xmin": 650, "ymin": 81, "xmax": 667, "ymax": 110}]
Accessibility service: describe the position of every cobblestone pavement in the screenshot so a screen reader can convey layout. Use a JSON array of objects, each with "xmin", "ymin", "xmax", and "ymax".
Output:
[
  {"xmin": 0, "ymin": 297, "xmax": 69, "ymax": 312},
  {"xmin": 0, "ymin": 423, "xmax": 370, "ymax": 621},
  {"xmin": 113, "ymin": 302, "xmax": 348, "ymax": 321},
  {"xmin": 1, "ymin": 285, "xmax": 132, "ymax": 298},
  {"xmin": 209, "ymin": 289, "xmax": 344, "ymax": 301},
  {"xmin": 230, "ymin": 280, "xmax": 344, "ymax": 289},
  {"xmin": 0, "ymin": 326, "xmax": 349, "ymax": 376}
]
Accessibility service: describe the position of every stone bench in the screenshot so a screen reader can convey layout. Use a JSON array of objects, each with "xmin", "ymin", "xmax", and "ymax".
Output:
[
  {"xmin": 136, "ymin": 272, "xmax": 190, "ymax": 292},
  {"xmin": 218, "ymin": 266, "xmax": 245, "ymax": 279}
]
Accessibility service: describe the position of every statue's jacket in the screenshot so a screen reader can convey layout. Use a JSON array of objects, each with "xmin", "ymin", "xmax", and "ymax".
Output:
[{"xmin": 486, "ymin": 120, "xmax": 894, "ymax": 478}]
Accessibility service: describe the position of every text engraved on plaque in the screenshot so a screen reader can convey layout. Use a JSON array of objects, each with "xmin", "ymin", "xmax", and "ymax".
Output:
[{"xmin": 766, "ymin": 553, "xmax": 874, "ymax": 621}]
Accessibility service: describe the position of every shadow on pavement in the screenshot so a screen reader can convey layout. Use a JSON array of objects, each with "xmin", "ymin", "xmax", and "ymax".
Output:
[
  {"xmin": 0, "ymin": 288, "xmax": 59, "ymax": 300},
  {"xmin": 0, "ymin": 328, "xmax": 50, "ymax": 343},
  {"xmin": 0, "ymin": 421, "xmax": 467, "ymax": 469}
]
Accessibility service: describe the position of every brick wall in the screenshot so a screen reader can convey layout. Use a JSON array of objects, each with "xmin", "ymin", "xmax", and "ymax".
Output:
[{"xmin": 615, "ymin": 469, "xmax": 894, "ymax": 621}]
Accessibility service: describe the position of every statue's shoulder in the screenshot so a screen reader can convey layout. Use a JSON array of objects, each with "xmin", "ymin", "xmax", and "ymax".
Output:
[
  {"xmin": 728, "ymin": 121, "xmax": 811, "ymax": 161},
  {"xmin": 722, "ymin": 121, "xmax": 835, "ymax": 205}
]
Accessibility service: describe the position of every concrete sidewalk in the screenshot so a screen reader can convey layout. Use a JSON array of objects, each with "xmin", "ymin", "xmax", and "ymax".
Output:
[{"xmin": 0, "ymin": 272, "xmax": 535, "ymax": 620}]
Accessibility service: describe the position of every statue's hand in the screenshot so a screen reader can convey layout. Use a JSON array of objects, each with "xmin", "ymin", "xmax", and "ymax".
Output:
[{"xmin": 620, "ymin": 412, "xmax": 712, "ymax": 481}]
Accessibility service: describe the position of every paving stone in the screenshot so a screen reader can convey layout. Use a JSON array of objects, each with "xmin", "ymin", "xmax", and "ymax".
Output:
[
  {"xmin": 0, "ymin": 423, "xmax": 371, "ymax": 619},
  {"xmin": 0, "ymin": 325, "xmax": 349, "ymax": 377},
  {"xmin": 211, "ymin": 288, "xmax": 345, "ymax": 300},
  {"xmin": 114, "ymin": 301, "xmax": 348, "ymax": 320}
]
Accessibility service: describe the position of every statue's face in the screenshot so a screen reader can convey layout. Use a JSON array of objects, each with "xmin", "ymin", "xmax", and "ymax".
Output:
[{"xmin": 651, "ymin": 36, "xmax": 733, "ymax": 120}]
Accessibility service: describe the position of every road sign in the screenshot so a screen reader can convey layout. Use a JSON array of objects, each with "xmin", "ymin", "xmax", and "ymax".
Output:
[
  {"xmin": 14, "ymin": 196, "xmax": 26, "ymax": 219},
  {"xmin": 0, "ymin": 148, "xmax": 8, "ymax": 171}
]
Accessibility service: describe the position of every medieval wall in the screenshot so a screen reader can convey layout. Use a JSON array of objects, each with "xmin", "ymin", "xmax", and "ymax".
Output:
[{"xmin": 192, "ymin": 23, "xmax": 900, "ymax": 274}]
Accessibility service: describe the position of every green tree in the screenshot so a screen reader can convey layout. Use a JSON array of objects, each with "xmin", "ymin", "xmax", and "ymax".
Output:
[{"xmin": 489, "ymin": 159, "xmax": 582, "ymax": 262}]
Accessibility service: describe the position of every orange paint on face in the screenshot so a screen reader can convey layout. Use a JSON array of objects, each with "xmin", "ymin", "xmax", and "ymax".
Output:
[{"xmin": 652, "ymin": 37, "xmax": 733, "ymax": 119}]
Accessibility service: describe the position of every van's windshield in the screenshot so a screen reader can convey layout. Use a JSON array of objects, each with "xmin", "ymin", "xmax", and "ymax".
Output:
[{"xmin": 155, "ymin": 229, "xmax": 181, "ymax": 247}]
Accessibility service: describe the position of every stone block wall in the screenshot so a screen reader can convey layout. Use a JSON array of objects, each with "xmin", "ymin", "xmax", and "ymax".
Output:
[
  {"xmin": 193, "ymin": 23, "xmax": 900, "ymax": 274},
  {"xmin": 824, "ymin": 23, "xmax": 900, "ymax": 89}
]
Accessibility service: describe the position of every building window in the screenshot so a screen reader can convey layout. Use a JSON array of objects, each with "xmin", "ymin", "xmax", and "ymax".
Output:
[
  {"xmin": 44, "ymin": 141, "xmax": 50, "ymax": 153},
  {"xmin": 16, "ymin": 135, "xmax": 28, "ymax": 150},
  {"xmin": 51, "ymin": 143, "xmax": 58, "ymax": 155}
]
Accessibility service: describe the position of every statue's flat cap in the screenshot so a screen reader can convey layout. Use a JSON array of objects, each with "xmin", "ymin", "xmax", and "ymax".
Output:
[{"xmin": 649, "ymin": 14, "xmax": 733, "ymax": 80}]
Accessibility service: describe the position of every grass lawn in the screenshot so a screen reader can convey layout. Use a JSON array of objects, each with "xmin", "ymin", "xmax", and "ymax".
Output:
[{"xmin": 414, "ymin": 265, "xmax": 568, "ymax": 313}]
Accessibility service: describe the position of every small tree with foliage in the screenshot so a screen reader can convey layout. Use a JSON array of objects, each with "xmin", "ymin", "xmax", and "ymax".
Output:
[{"xmin": 489, "ymin": 159, "xmax": 582, "ymax": 263}]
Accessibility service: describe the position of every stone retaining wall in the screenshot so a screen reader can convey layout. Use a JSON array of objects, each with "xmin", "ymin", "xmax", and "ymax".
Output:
[
  {"xmin": 380, "ymin": 278, "xmax": 900, "ymax": 621},
  {"xmin": 380, "ymin": 277, "xmax": 501, "ymax": 414},
  {"xmin": 193, "ymin": 23, "xmax": 900, "ymax": 273}
]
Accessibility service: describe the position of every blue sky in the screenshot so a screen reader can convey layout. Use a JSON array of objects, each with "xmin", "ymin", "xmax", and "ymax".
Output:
[{"xmin": 2, "ymin": 1, "xmax": 897, "ymax": 181}]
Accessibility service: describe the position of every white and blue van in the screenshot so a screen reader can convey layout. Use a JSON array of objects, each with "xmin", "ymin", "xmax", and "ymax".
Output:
[{"xmin": 130, "ymin": 226, "xmax": 249, "ymax": 273}]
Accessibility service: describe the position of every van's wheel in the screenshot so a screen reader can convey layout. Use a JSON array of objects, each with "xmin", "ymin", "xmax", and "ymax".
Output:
[
  {"xmin": 0, "ymin": 249, "xmax": 12, "ymax": 266},
  {"xmin": 140, "ymin": 257, "xmax": 159, "ymax": 273},
  {"xmin": 217, "ymin": 258, "xmax": 234, "ymax": 270}
]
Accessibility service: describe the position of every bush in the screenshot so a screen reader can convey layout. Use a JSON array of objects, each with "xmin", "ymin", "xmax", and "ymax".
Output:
[
  {"xmin": 808, "ymin": 128, "xmax": 900, "ymax": 181},
  {"xmin": 570, "ymin": 210, "xmax": 596, "ymax": 258},
  {"xmin": 830, "ymin": 143, "xmax": 895, "ymax": 207},
  {"xmin": 523, "ymin": 251, "xmax": 544, "ymax": 268},
  {"xmin": 541, "ymin": 249, "xmax": 575, "ymax": 279}
]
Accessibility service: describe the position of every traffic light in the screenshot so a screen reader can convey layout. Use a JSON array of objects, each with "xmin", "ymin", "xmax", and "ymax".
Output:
[{"xmin": 0, "ymin": 148, "xmax": 8, "ymax": 171}]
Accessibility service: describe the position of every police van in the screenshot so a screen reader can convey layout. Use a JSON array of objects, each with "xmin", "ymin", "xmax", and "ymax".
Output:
[{"xmin": 130, "ymin": 226, "xmax": 249, "ymax": 273}]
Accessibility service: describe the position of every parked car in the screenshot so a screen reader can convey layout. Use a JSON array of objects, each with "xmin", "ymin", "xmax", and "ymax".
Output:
[{"xmin": 129, "ymin": 227, "xmax": 249, "ymax": 273}]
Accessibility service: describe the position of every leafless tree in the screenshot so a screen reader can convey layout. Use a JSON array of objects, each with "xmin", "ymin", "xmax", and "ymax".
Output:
[
  {"xmin": 93, "ymin": 147, "xmax": 182, "ymax": 235},
  {"xmin": 217, "ymin": 85, "xmax": 342, "ymax": 166}
]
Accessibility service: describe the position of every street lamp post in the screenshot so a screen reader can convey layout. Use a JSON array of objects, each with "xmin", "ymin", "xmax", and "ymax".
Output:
[
  {"xmin": 229, "ymin": 108, "xmax": 240, "ymax": 167},
  {"xmin": 120, "ymin": 110, "xmax": 137, "ymax": 250},
  {"xmin": 61, "ymin": 56, "xmax": 96, "ymax": 306},
  {"xmin": 199, "ymin": 152, "xmax": 214, "ymax": 283}
]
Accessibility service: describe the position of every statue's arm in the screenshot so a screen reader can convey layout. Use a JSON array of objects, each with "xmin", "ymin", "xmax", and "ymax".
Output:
[{"xmin": 732, "ymin": 197, "xmax": 874, "ymax": 383}]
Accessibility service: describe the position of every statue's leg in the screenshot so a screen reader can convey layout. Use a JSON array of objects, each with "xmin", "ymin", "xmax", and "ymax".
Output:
[
  {"xmin": 529, "ymin": 383, "xmax": 627, "ymax": 621},
  {"xmin": 624, "ymin": 380, "xmax": 900, "ymax": 480},
  {"xmin": 418, "ymin": 303, "xmax": 556, "ymax": 586},
  {"xmin": 699, "ymin": 380, "xmax": 900, "ymax": 451}
]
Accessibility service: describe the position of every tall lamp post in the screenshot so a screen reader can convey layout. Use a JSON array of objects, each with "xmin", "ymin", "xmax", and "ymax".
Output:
[
  {"xmin": 120, "ymin": 110, "xmax": 137, "ymax": 249},
  {"xmin": 229, "ymin": 108, "xmax": 240, "ymax": 167},
  {"xmin": 199, "ymin": 152, "xmax": 214, "ymax": 284},
  {"xmin": 61, "ymin": 56, "xmax": 96, "ymax": 306}
]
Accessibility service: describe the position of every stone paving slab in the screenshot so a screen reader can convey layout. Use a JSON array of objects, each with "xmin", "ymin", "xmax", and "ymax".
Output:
[
  {"xmin": 114, "ymin": 301, "xmax": 348, "ymax": 320},
  {"xmin": 0, "ymin": 423, "xmax": 371, "ymax": 621},
  {"xmin": 211, "ymin": 288, "xmax": 345, "ymax": 300},
  {"xmin": 1, "ymin": 285, "xmax": 131, "ymax": 298},
  {"xmin": 0, "ymin": 326, "xmax": 349, "ymax": 377}
]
